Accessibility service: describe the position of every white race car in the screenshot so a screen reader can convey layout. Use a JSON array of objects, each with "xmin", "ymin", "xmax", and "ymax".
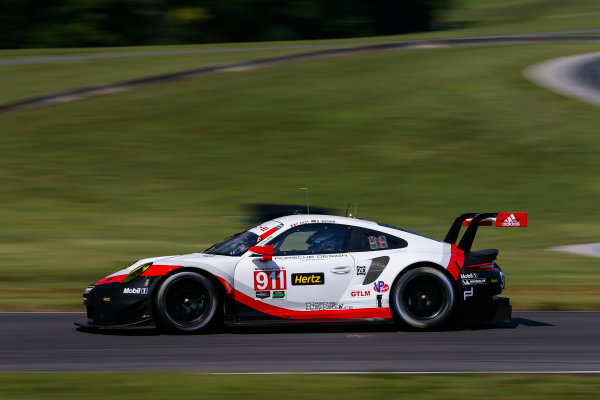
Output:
[{"xmin": 77, "ymin": 212, "xmax": 526, "ymax": 332}]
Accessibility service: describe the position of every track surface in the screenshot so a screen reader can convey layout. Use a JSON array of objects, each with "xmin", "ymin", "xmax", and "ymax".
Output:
[{"xmin": 1, "ymin": 312, "xmax": 598, "ymax": 372}]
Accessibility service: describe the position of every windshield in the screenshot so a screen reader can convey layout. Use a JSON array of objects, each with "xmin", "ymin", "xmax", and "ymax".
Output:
[{"xmin": 204, "ymin": 230, "xmax": 261, "ymax": 256}]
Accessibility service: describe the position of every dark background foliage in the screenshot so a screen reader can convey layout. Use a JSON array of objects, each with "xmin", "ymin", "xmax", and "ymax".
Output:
[{"xmin": 0, "ymin": 0, "xmax": 453, "ymax": 48}]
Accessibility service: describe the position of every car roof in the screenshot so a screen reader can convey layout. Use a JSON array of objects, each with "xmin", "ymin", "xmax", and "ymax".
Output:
[
  {"xmin": 263, "ymin": 214, "xmax": 436, "ymax": 242},
  {"xmin": 272, "ymin": 214, "xmax": 378, "ymax": 228},
  {"xmin": 272, "ymin": 214, "xmax": 437, "ymax": 242}
]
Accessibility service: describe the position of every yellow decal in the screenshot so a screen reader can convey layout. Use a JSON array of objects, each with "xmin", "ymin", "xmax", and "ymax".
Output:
[{"xmin": 291, "ymin": 273, "xmax": 324, "ymax": 285}]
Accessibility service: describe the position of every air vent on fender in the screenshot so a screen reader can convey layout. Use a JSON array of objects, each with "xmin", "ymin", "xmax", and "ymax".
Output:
[{"xmin": 362, "ymin": 256, "xmax": 390, "ymax": 285}]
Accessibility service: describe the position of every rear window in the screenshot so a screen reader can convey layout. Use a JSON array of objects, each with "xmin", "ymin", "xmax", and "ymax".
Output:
[{"xmin": 348, "ymin": 227, "xmax": 407, "ymax": 252}]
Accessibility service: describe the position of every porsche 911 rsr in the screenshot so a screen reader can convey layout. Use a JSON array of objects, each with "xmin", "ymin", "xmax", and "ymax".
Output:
[{"xmin": 76, "ymin": 212, "xmax": 527, "ymax": 332}]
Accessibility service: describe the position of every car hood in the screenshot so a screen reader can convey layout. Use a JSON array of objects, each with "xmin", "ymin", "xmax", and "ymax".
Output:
[{"xmin": 105, "ymin": 252, "xmax": 229, "ymax": 277}]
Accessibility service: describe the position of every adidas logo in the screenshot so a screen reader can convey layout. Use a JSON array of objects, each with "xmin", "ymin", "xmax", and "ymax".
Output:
[{"xmin": 501, "ymin": 213, "xmax": 520, "ymax": 226}]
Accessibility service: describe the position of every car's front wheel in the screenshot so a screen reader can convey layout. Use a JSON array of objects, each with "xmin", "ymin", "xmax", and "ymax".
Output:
[
  {"xmin": 155, "ymin": 272, "xmax": 220, "ymax": 333},
  {"xmin": 391, "ymin": 266, "xmax": 455, "ymax": 329}
]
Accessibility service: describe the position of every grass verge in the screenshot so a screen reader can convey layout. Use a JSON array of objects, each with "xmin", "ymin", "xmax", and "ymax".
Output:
[
  {"xmin": 0, "ymin": 47, "xmax": 342, "ymax": 104},
  {"xmin": 1, "ymin": 373, "xmax": 600, "ymax": 400}
]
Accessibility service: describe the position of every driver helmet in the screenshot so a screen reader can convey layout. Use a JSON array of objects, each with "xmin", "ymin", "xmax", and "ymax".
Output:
[{"xmin": 306, "ymin": 230, "xmax": 334, "ymax": 246}]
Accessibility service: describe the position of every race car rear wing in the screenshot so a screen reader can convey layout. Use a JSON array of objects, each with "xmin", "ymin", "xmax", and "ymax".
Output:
[{"xmin": 443, "ymin": 212, "xmax": 527, "ymax": 254}]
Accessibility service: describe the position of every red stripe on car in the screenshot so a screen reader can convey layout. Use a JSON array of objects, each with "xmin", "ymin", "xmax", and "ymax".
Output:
[
  {"xmin": 233, "ymin": 290, "xmax": 393, "ymax": 320},
  {"xmin": 141, "ymin": 264, "xmax": 183, "ymax": 276},
  {"xmin": 94, "ymin": 274, "xmax": 126, "ymax": 285},
  {"xmin": 217, "ymin": 276, "xmax": 234, "ymax": 296},
  {"xmin": 464, "ymin": 262, "xmax": 494, "ymax": 268},
  {"xmin": 260, "ymin": 226, "xmax": 280, "ymax": 239},
  {"xmin": 94, "ymin": 264, "xmax": 182, "ymax": 285},
  {"xmin": 446, "ymin": 244, "xmax": 464, "ymax": 280}
]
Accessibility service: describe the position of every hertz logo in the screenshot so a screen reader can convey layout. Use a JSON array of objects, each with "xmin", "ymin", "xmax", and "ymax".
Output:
[{"xmin": 291, "ymin": 273, "xmax": 324, "ymax": 285}]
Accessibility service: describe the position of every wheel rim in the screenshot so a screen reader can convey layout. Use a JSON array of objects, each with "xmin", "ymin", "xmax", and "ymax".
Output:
[
  {"xmin": 164, "ymin": 278, "xmax": 211, "ymax": 326},
  {"xmin": 401, "ymin": 275, "xmax": 447, "ymax": 320}
]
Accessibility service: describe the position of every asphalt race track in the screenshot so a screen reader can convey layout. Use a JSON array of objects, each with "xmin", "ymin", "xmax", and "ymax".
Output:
[{"xmin": 0, "ymin": 312, "xmax": 598, "ymax": 373}]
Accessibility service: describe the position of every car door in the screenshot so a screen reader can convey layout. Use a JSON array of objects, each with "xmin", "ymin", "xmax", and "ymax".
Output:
[
  {"xmin": 345, "ymin": 226, "xmax": 408, "ymax": 307},
  {"xmin": 233, "ymin": 223, "xmax": 354, "ymax": 316}
]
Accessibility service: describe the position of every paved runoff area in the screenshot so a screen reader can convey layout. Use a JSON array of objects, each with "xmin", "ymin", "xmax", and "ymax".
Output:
[
  {"xmin": 525, "ymin": 51, "xmax": 600, "ymax": 107},
  {"xmin": 551, "ymin": 243, "xmax": 600, "ymax": 258}
]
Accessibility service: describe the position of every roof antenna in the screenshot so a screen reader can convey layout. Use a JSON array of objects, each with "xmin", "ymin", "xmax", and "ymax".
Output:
[
  {"xmin": 299, "ymin": 188, "xmax": 310, "ymax": 214},
  {"xmin": 345, "ymin": 201, "xmax": 351, "ymax": 217}
]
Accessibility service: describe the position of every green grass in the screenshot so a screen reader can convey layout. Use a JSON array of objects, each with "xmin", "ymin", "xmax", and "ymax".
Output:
[
  {"xmin": 0, "ymin": 41, "xmax": 339, "ymax": 60},
  {"xmin": 2, "ymin": 41, "xmax": 600, "ymax": 310},
  {"xmin": 441, "ymin": 0, "xmax": 600, "ymax": 36},
  {"xmin": 0, "ymin": 47, "xmax": 340, "ymax": 104},
  {"xmin": 2, "ymin": 0, "xmax": 600, "ymax": 105},
  {"xmin": 1, "ymin": 373, "xmax": 600, "ymax": 399}
]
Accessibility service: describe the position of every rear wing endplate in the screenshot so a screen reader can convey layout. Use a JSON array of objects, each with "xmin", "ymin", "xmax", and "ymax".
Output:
[{"xmin": 443, "ymin": 212, "xmax": 527, "ymax": 254}]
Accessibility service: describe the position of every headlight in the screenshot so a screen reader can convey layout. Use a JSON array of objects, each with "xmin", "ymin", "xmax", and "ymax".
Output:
[{"xmin": 121, "ymin": 262, "xmax": 153, "ymax": 284}]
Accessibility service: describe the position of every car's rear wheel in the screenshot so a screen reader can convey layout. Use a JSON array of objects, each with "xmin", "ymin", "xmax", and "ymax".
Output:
[
  {"xmin": 391, "ymin": 266, "xmax": 455, "ymax": 329},
  {"xmin": 155, "ymin": 272, "xmax": 220, "ymax": 333}
]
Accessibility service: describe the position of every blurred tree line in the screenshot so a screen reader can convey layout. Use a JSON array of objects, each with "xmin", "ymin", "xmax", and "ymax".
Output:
[{"xmin": 0, "ymin": 0, "xmax": 453, "ymax": 48}]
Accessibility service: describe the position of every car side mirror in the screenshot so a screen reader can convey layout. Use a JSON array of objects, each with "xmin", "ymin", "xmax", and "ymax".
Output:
[{"xmin": 248, "ymin": 245, "xmax": 274, "ymax": 262}]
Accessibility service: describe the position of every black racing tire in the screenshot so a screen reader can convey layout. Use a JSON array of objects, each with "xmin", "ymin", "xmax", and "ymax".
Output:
[
  {"xmin": 391, "ymin": 266, "xmax": 455, "ymax": 329},
  {"xmin": 154, "ymin": 272, "xmax": 220, "ymax": 333}
]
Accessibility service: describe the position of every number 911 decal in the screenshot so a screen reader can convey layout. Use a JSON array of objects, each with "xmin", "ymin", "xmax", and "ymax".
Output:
[{"xmin": 254, "ymin": 267, "xmax": 286, "ymax": 290}]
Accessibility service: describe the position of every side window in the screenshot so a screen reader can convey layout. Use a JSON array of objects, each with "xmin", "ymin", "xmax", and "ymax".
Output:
[
  {"xmin": 348, "ymin": 227, "xmax": 407, "ymax": 252},
  {"xmin": 269, "ymin": 224, "xmax": 351, "ymax": 255}
]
